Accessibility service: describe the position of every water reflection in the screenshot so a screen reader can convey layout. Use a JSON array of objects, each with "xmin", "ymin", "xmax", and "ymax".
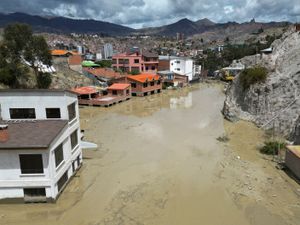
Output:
[
  {"xmin": 80, "ymin": 86, "xmax": 197, "ymax": 118},
  {"xmin": 170, "ymin": 92, "xmax": 193, "ymax": 109}
]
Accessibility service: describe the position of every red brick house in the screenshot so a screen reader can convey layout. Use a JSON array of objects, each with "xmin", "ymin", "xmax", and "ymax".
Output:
[
  {"xmin": 112, "ymin": 48, "xmax": 158, "ymax": 74},
  {"xmin": 72, "ymin": 85, "xmax": 131, "ymax": 107},
  {"xmin": 126, "ymin": 74, "xmax": 162, "ymax": 96}
]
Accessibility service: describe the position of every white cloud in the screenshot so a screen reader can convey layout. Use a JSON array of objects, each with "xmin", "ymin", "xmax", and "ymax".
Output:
[{"xmin": 0, "ymin": 0, "xmax": 299, "ymax": 28}]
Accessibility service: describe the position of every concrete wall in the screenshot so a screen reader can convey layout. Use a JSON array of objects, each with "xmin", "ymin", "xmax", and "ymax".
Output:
[
  {"xmin": 285, "ymin": 150, "xmax": 300, "ymax": 180},
  {"xmin": 129, "ymin": 80, "xmax": 162, "ymax": 96},
  {"xmin": 0, "ymin": 91, "xmax": 78, "ymax": 121}
]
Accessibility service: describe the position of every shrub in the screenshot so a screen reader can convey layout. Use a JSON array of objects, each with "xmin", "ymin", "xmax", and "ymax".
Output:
[
  {"xmin": 37, "ymin": 72, "xmax": 52, "ymax": 89},
  {"xmin": 130, "ymin": 70, "xmax": 140, "ymax": 75},
  {"xmin": 259, "ymin": 141, "xmax": 285, "ymax": 155},
  {"xmin": 239, "ymin": 66, "xmax": 268, "ymax": 90}
]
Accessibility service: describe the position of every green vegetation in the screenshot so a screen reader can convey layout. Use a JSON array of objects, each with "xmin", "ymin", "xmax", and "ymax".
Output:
[
  {"xmin": 95, "ymin": 60, "xmax": 112, "ymax": 68},
  {"xmin": 37, "ymin": 72, "xmax": 52, "ymax": 89},
  {"xmin": 239, "ymin": 66, "xmax": 268, "ymax": 90},
  {"xmin": 0, "ymin": 23, "xmax": 52, "ymax": 88},
  {"xmin": 259, "ymin": 141, "xmax": 285, "ymax": 155},
  {"xmin": 196, "ymin": 34, "xmax": 281, "ymax": 74},
  {"xmin": 217, "ymin": 135, "xmax": 230, "ymax": 143},
  {"xmin": 129, "ymin": 70, "xmax": 140, "ymax": 75}
]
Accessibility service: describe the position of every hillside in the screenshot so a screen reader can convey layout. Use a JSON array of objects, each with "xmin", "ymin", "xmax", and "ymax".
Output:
[
  {"xmin": 138, "ymin": 18, "xmax": 289, "ymax": 37},
  {"xmin": 223, "ymin": 27, "xmax": 300, "ymax": 144},
  {"xmin": 0, "ymin": 12, "xmax": 290, "ymax": 37},
  {"xmin": 0, "ymin": 12, "xmax": 134, "ymax": 35}
]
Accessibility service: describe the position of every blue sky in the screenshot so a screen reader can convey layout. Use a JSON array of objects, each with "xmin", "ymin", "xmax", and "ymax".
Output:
[{"xmin": 0, "ymin": 0, "xmax": 299, "ymax": 28}]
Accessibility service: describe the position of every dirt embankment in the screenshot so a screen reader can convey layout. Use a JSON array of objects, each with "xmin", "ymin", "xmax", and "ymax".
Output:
[{"xmin": 50, "ymin": 58, "xmax": 94, "ymax": 89}]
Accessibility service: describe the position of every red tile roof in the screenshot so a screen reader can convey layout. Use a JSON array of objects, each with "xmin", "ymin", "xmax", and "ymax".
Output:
[
  {"xmin": 127, "ymin": 74, "xmax": 160, "ymax": 83},
  {"xmin": 84, "ymin": 68, "xmax": 125, "ymax": 79},
  {"xmin": 108, "ymin": 83, "xmax": 130, "ymax": 90},
  {"xmin": 71, "ymin": 86, "xmax": 98, "ymax": 95},
  {"xmin": 51, "ymin": 49, "xmax": 79, "ymax": 56},
  {"xmin": 68, "ymin": 55, "xmax": 82, "ymax": 65}
]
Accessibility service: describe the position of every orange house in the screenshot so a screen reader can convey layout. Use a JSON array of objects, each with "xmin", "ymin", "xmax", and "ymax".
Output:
[
  {"xmin": 72, "ymin": 85, "xmax": 131, "ymax": 107},
  {"xmin": 126, "ymin": 74, "xmax": 162, "ymax": 97}
]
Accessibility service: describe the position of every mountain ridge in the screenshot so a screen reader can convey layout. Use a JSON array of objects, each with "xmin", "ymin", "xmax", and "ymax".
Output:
[{"xmin": 0, "ymin": 12, "xmax": 290, "ymax": 37}]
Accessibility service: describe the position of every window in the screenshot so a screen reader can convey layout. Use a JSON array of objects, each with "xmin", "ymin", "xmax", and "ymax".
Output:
[
  {"xmin": 126, "ymin": 89, "xmax": 130, "ymax": 95},
  {"xmin": 176, "ymin": 68, "xmax": 181, "ymax": 71},
  {"xmin": 157, "ymin": 80, "xmax": 161, "ymax": 85},
  {"xmin": 112, "ymin": 90, "xmax": 118, "ymax": 95},
  {"xmin": 24, "ymin": 188, "xmax": 46, "ymax": 198},
  {"xmin": 24, "ymin": 188, "xmax": 46, "ymax": 203},
  {"xmin": 131, "ymin": 83, "xmax": 136, "ymax": 88},
  {"xmin": 57, "ymin": 171, "xmax": 68, "ymax": 192},
  {"xmin": 19, "ymin": 154, "xmax": 43, "ymax": 174},
  {"xmin": 145, "ymin": 66, "xmax": 149, "ymax": 71},
  {"xmin": 150, "ymin": 81, "xmax": 155, "ymax": 86},
  {"xmin": 134, "ymin": 59, "xmax": 139, "ymax": 64},
  {"xmin": 143, "ymin": 83, "xmax": 148, "ymax": 88},
  {"xmin": 176, "ymin": 60, "xmax": 181, "ymax": 64},
  {"xmin": 10, "ymin": 108, "xmax": 36, "ymax": 119},
  {"xmin": 68, "ymin": 102, "xmax": 76, "ymax": 121},
  {"xmin": 46, "ymin": 108, "xmax": 61, "ymax": 119},
  {"xmin": 70, "ymin": 130, "xmax": 78, "ymax": 149},
  {"xmin": 151, "ymin": 66, "xmax": 156, "ymax": 70},
  {"xmin": 54, "ymin": 144, "xmax": 64, "ymax": 168}
]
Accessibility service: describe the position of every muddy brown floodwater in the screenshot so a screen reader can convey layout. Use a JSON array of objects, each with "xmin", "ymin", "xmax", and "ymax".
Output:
[{"xmin": 1, "ymin": 83, "xmax": 300, "ymax": 225}]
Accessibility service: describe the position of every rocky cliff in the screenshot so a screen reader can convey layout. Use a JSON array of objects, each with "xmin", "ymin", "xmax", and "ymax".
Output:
[{"xmin": 223, "ymin": 27, "xmax": 300, "ymax": 143}]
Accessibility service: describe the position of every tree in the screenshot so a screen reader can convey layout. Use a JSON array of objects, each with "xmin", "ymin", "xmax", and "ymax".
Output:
[
  {"xmin": 24, "ymin": 35, "xmax": 52, "ymax": 84},
  {"xmin": 0, "ymin": 23, "xmax": 52, "ymax": 88}
]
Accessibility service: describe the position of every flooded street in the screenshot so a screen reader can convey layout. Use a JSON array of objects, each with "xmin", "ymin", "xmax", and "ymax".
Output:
[{"xmin": 1, "ymin": 83, "xmax": 300, "ymax": 225}]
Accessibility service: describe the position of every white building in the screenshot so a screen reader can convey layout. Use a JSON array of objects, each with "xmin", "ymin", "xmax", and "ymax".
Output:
[
  {"xmin": 170, "ymin": 58, "xmax": 201, "ymax": 82},
  {"xmin": 0, "ymin": 90, "xmax": 83, "ymax": 203},
  {"xmin": 102, "ymin": 43, "xmax": 113, "ymax": 59}
]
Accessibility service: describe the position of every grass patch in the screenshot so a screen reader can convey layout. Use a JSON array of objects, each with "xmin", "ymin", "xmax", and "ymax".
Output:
[
  {"xmin": 239, "ymin": 66, "xmax": 268, "ymax": 90},
  {"xmin": 259, "ymin": 141, "xmax": 285, "ymax": 155},
  {"xmin": 217, "ymin": 135, "xmax": 230, "ymax": 143}
]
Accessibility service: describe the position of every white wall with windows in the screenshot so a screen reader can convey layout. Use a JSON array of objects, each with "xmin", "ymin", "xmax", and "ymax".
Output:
[
  {"xmin": 0, "ymin": 91, "xmax": 78, "ymax": 121},
  {"xmin": 170, "ymin": 58, "xmax": 200, "ymax": 82},
  {"xmin": 0, "ymin": 90, "xmax": 83, "ymax": 203}
]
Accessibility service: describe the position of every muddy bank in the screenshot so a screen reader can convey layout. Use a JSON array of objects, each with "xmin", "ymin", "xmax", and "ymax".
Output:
[{"xmin": 0, "ymin": 83, "xmax": 299, "ymax": 225}]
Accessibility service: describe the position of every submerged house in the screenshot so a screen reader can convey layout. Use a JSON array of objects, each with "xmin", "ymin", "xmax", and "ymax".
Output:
[
  {"xmin": 112, "ymin": 48, "xmax": 159, "ymax": 74},
  {"xmin": 126, "ymin": 74, "xmax": 162, "ymax": 96},
  {"xmin": 72, "ymin": 85, "xmax": 131, "ymax": 107},
  {"xmin": 0, "ymin": 90, "xmax": 83, "ymax": 203}
]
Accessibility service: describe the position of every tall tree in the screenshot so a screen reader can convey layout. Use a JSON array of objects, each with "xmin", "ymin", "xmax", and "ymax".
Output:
[{"xmin": 0, "ymin": 23, "xmax": 52, "ymax": 88}]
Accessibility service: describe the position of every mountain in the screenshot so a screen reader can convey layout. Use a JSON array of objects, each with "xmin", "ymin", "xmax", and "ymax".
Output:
[
  {"xmin": 137, "ymin": 18, "xmax": 216, "ymax": 36},
  {"xmin": 138, "ymin": 18, "xmax": 289, "ymax": 37},
  {"xmin": 0, "ymin": 12, "xmax": 290, "ymax": 37},
  {"xmin": 0, "ymin": 12, "xmax": 134, "ymax": 35}
]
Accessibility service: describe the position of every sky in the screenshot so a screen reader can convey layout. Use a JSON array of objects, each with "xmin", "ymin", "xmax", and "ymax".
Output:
[{"xmin": 0, "ymin": 0, "xmax": 299, "ymax": 28}]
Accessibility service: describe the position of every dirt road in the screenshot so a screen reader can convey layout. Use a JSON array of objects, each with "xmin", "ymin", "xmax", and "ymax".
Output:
[{"xmin": 0, "ymin": 83, "xmax": 299, "ymax": 225}]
